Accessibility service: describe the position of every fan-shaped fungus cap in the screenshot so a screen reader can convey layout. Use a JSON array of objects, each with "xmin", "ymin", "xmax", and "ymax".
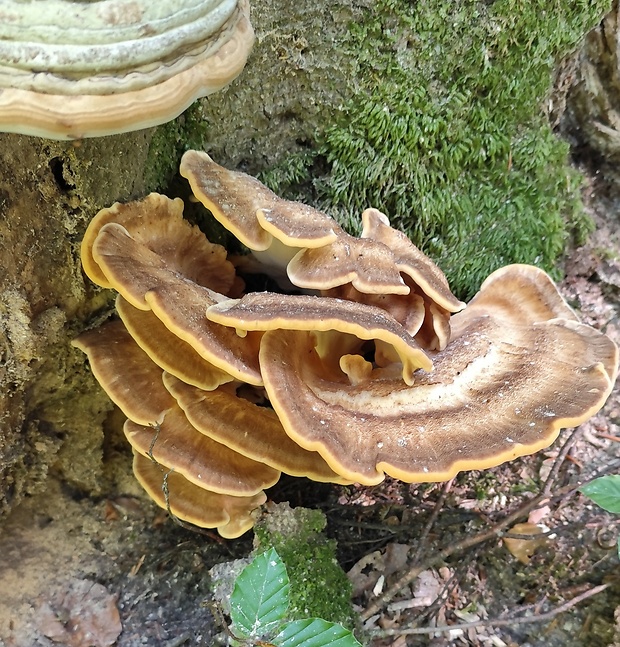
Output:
[
  {"xmin": 72, "ymin": 319, "xmax": 175, "ymax": 426},
  {"xmin": 323, "ymin": 284, "xmax": 426, "ymax": 338},
  {"xmin": 81, "ymin": 192, "xmax": 236, "ymax": 294},
  {"xmin": 324, "ymin": 279, "xmax": 450, "ymax": 351},
  {"xmin": 207, "ymin": 292, "xmax": 433, "ymax": 383},
  {"xmin": 258, "ymin": 265, "xmax": 618, "ymax": 485},
  {"xmin": 133, "ymin": 452, "xmax": 265, "ymax": 538},
  {"xmin": 461, "ymin": 263, "xmax": 579, "ymax": 324},
  {"xmin": 361, "ymin": 208, "xmax": 465, "ymax": 312},
  {"xmin": 0, "ymin": 0, "xmax": 254, "ymax": 139},
  {"xmin": 116, "ymin": 295, "xmax": 234, "ymax": 391},
  {"xmin": 125, "ymin": 405, "xmax": 280, "ymax": 496},
  {"xmin": 287, "ymin": 231, "xmax": 410, "ymax": 294},
  {"xmin": 86, "ymin": 198, "xmax": 263, "ymax": 385},
  {"xmin": 162, "ymin": 372, "xmax": 350, "ymax": 482},
  {"xmin": 354, "ymin": 208, "xmax": 464, "ymax": 350},
  {"xmin": 180, "ymin": 150, "xmax": 340, "ymax": 254}
]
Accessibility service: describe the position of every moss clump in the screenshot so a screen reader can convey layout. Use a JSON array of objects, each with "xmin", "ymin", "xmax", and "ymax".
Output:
[
  {"xmin": 262, "ymin": 1, "xmax": 608, "ymax": 299},
  {"xmin": 144, "ymin": 102, "xmax": 210, "ymax": 192},
  {"xmin": 321, "ymin": 0, "xmax": 611, "ymax": 299},
  {"xmin": 253, "ymin": 503, "xmax": 356, "ymax": 630}
]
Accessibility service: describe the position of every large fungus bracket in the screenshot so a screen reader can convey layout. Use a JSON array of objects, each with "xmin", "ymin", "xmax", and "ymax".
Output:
[{"xmin": 74, "ymin": 152, "xmax": 619, "ymax": 537}]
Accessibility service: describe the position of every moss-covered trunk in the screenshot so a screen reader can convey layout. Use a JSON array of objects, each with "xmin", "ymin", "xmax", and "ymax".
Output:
[{"xmin": 0, "ymin": 0, "xmax": 612, "ymax": 520}]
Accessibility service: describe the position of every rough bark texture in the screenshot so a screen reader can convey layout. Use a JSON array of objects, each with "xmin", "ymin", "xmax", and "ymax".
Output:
[
  {"xmin": 561, "ymin": 3, "xmax": 620, "ymax": 168},
  {"xmin": 0, "ymin": 132, "xmax": 155, "ymax": 513},
  {"xmin": 200, "ymin": 0, "xmax": 370, "ymax": 171}
]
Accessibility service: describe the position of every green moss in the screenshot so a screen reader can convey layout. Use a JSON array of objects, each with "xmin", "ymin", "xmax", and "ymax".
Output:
[
  {"xmin": 144, "ymin": 102, "xmax": 210, "ymax": 192},
  {"xmin": 262, "ymin": 0, "xmax": 608, "ymax": 299},
  {"xmin": 257, "ymin": 150, "xmax": 318, "ymax": 200},
  {"xmin": 253, "ymin": 503, "xmax": 356, "ymax": 630}
]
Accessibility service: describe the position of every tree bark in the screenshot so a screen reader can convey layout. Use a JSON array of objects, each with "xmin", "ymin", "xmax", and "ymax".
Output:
[{"xmin": 562, "ymin": 4, "xmax": 620, "ymax": 169}]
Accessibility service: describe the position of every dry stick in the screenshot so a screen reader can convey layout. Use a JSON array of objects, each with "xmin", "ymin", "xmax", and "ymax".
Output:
[
  {"xmin": 372, "ymin": 583, "xmax": 610, "ymax": 637},
  {"xmin": 362, "ymin": 427, "xmax": 586, "ymax": 621},
  {"xmin": 361, "ymin": 489, "xmax": 550, "ymax": 621},
  {"xmin": 409, "ymin": 478, "xmax": 454, "ymax": 565},
  {"xmin": 597, "ymin": 432, "xmax": 620, "ymax": 443},
  {"xmin": 542, "ymin": 425, "xmax": 584, "ymax": 497}
]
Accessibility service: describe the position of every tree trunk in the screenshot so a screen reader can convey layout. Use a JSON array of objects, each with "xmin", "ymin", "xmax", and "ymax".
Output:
[{"xmin": 561, "ymin": 3, "xmax": 620, "ymax": 171}]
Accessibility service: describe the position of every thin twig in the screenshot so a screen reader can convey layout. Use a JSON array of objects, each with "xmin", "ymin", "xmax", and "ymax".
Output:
[
  {"xmin": 361, "ymin": 488, "xmax": 553, "ymax": 620},
  {"xmin": 596, "ymin": 432, "xmax": 620, "ymax": 443},
  {"xmin": 542, "ymin": 426, "xmax": 584, "ymax": 497},
  {"xmin": 147, "ymin": 422, "xmax": 224, "ymax": 541},
  {"xmin": 163, "ymin": 635, "xmax": 191, "ymax": 647},
  {"xmin": 371, "ymin": 583, "xmax": 610, "ymax": 637},
  {"xmin": 409, "ymin": 478, "xmax": 454, "ymax": 565}
]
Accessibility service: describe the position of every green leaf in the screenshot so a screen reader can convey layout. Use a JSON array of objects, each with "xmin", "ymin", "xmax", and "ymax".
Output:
[
  {"xmin": 274, "ymin": 618, "xmax": 363, "ymax": 647},
  {"xmin": 580, "ymin": 475, "xmax": 620, "ymax": 514},
  {"xmin": 229, "ymin": 548, "xmax": 290, "ymax": 640}
]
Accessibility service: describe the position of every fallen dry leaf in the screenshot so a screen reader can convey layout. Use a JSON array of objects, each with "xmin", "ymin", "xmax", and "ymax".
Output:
[
  {"xmin": 37, "ymin": 579, "xmax": 122, "ymax": 647},
  {"xmin": 347, "ymin": 543, "xmax": 410, "ymax": 598},
  {"xmin": 412, "ymin": 569, "xmax": 442, "ymax": 606},
  {"xmin": 347, "ymin": 550, "xmax": 384, "ymax": 597},
  {"xmin": 528, "ymin": 505, "xmax": 551, "ymax": 526},
  {"xmin": 503, "ymin": 522, "xmax": 548, "ymax": 564},
  {"xmin": 383, "ymin": 543, "xmax": 410, "ymax": 578}
]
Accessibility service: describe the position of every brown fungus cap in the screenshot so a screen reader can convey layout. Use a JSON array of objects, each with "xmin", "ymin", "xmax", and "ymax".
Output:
[
  {"xmin": 323, "ymin": 275, "xmax": 451, "ymax": 351},
  {"xmin": 125, "ymin": 405, "xmax": 280, "ymax": 496},
  {"xmin": 0, "ymin": 0, "xmax": 254, "ymax": 139},
  {"xmin": 258, "ymin": 265, "xmax": 618, "ymax": 485},
  {"xmin": 180, "ymin": 150, "xmax": 339, "ymax": 253},
  {"xmin": 207, "ymin": 292, "xmax": 433, "ymax": 382},
  {"xmin": 72, "ymin": 319, "xmax": 175, "ymax": 426},
  {"xmin": 116, "ymin": 295, "xmax": 234, "ymax": 391},
  {"xmin": 361, "ymin": 208, "xmax": 465, "ymax": 312},
  {"xmin": 162, "ymin": 372, "xmax": 349, "ymax": 483},
  {"xmin": 82, "ymin": 192, "xmax": 236, "ymax": 294},
  {"xmin": 461, "ymin": 263, "xmax": 580, "ymax": 326},
  {"xmin": 287, "ymin": 231, "xmax": 409, "ymax": 295},
  {"xmin": 408, "ymin": 280, "xmax": 452, "ymax": 351},
  {"xmin": 90, "ymin": 212, "xmax": 263, "ymax": 385},
  {"xmin": 144, "ymin": 283, "xmax": 263, "ymax": 385},
  {"xmin": 323, "ymin": 283, "xmax": 426, "ymax": 338},
  {"xmin": 132, "ymin": 452, "xmax": 265, "ymax": 538}
]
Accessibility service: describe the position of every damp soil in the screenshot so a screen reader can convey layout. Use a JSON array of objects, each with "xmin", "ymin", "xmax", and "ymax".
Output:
[{"xmin": 0, "ymin": 169, "xmax": 619, "ymax": 647}]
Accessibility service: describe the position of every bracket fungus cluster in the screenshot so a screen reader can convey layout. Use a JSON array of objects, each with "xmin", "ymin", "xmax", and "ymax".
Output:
[
  {"xmin": 74, "ymin": 151, "xmax": 619, "ymax": 537},
  {"xmin": 0, "ymin": 0, "xmax": 253, "ymax": 139}
]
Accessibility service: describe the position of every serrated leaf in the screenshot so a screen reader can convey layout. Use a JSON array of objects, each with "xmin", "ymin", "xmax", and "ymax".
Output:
[
  {"xmin": 580, "ymin": 475, "xmax": 620, "ymax": 514},
  {"xmin": 274, "ymin": 618, "xmax": 363, "ymax": 647},
  {"xmin": 229, "ymin": 548, "xmax": 289, "ymax": 639}
]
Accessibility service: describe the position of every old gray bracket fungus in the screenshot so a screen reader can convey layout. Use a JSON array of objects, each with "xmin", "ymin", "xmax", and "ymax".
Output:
[
  {"xmin": 0, "ymin": 0, "xmax": 253, "ymax": 139},
  {"xmin": 73, "ymin": 152, "xmax": 619, "ymax": 537}
]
